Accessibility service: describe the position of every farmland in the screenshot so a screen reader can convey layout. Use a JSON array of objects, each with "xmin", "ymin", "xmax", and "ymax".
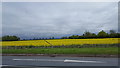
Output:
[
  {"xmin": 1, "ymin": 38, "xmax": 119, "ymax": 55},
  {"xmin": 1, "ymin": 38, "xmax": 119, "ymax": 46}
]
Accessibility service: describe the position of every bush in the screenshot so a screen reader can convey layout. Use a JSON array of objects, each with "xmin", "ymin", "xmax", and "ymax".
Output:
[{"xmin": 2, "ymin": 35, "xmax": 20, "ymax": 41}]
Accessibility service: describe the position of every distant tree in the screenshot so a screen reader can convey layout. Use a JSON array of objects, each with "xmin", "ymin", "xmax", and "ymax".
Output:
[
  {"xmin": 61, "ymin": 30, "xmax": 119, "ymax": 39},
  {"xmin": 23, "ymin": 39, "xmax": 26, "ymax": 40},
  {"xmin": 78, "ymin": 36, "xmax": 84, "ymax": 39},
  {"xmin": 52, "ymin": 37, "xmax": 54, "ymax": 39},
  {"xmin": 83, "ymin": 31, "xmax": 92, "ymax": 38},
  {"xmin": 45, "ymin": 38, "xmax": 48, "ymax": 40},
  {"xmin": 49, "ymin": 37, "xmax": 54, "ymax": 39},
  {"xmin": 69, "ymin": 35, "xmax": 79, "ymax": 39},
  {"xmin": 0, "ymin": 37, "xmax": 2, "ymax": 41},
  {"xmin": 117, "ymin": 33, "xmax": 120, "ymax": 38},
  {"xmin": 97, "ymin": 30, "xmax": 108, "ymax": 38},
  {"xmin": 42, "ymin": 38, "xmax": 45, "ymax": 40},
  {"xmin": 40, "ymin": 38, "xmax": 42, "ymax": 40},
  {"xmin": 61, "ymin": 36, "xmax": 68, "ymax": 39},
  {"xmin": 2, "ymin": 35, "xmax": 20, "ymax": 41},
  {"xmin": 91, "ymin": 33, "xmax": 97, "ymax": 38},
  {"xmin": 49, "ymin": 37, "xmax": 51, "ymax": 39},
  {"xmin": 110, "ymin": 30, "xmax": 116, "ymax": 34},
  {"xmin": 109, "ymin": 30, "xmax": 116, "ymax": 38}
]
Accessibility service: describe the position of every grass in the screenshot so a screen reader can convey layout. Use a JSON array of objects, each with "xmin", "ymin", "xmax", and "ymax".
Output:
[{"xmin": 2, "ymin": 47, "xmax": 119, "ymax": 55}]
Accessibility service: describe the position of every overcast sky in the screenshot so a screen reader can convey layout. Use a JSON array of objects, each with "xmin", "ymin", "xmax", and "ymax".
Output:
[{"xmin": 2, "ymin": 2, "xmax": 118, "ymax": 39}]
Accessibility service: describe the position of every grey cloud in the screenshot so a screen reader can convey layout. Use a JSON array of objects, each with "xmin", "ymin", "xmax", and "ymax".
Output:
[
  {"xmin": 0, "ymin": 2, "xmax": 2, "ymax": 36},
  {"xmin": 2, "ymin": 2, "xmax": 118, "ymax": 39}
]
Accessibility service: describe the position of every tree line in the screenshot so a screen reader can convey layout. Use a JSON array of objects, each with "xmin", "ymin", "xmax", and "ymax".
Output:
[
  {"xmin": 61, "ymin": 30, "xmax": 120, "ymax": 39},
  {"xmin": 2, "ymin": 35, "xmax": 20, "ymax": 41},
  {"xmin": 1, "ymin": 30, "xmax": 120, "ymax": 41}
]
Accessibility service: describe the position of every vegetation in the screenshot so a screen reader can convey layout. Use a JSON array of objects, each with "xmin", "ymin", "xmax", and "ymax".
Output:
[
  {"xmin": 2, "ymin": 35, "xmax": 20, "ymax": 41},
  {"xmin": 2, "ymin": 47, "xmax": 118, "ymax": 55},
  {"xmin": 1, "ymin": 30, "xmax": 120, "ymax": 41},
  {"xmin": 2, "ymin": 44, "xmax": 119, "ymax": 49},
  {"xmin": 1, "ymin": 38, "xmax": 119, "ymax": 46},
  {"xmin": 62, "ymin": 30, "xmax": 120, "ymax": 39},
  {"xmin": 1, "ymin": 30, "xmax": 119, "ymax": 55}
]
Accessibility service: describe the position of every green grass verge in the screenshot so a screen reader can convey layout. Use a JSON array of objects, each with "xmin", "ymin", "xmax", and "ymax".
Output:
[{"xmin": 2, "ymin": 47, "xmax": 119, "ymax": 55}]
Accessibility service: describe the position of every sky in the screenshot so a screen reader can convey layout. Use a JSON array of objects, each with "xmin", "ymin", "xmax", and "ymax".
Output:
[{"xmin": 2, "ymin": 2, "xmax": 118, "ymax": 39}]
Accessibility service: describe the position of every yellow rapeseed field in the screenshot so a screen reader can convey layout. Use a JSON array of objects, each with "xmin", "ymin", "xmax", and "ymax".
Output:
[{"xmin": 1, "ymin": 38, "xmax": 119, "ymax": 46}]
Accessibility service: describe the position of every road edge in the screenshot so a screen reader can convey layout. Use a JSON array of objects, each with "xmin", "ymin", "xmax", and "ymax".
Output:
[{"xmin": 1, "ymin": 54, "xmax": 118, "ymax": 58}]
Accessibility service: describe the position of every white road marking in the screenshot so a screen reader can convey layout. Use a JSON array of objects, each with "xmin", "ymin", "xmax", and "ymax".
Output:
[
  {"xmin": 0, "ymin": 65, "xmax": 12, "ymax": 67},
  {"xmin": 13, "ymin": 59, "xmax": 105, "ymax": 63},
  {"xmin": 64, "ymin": 59, "xmax": 105, "ymax": 63},
  {"xmin": 13, "ymin": 59, "xmax": 64, "ymax": 61}
]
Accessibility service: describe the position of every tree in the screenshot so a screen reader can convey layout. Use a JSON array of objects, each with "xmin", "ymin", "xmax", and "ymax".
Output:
[
  {"xmin": 97, "ymin": 30, "xmax": 108, "ymax": 38},
  {"xmin": 0, "ymin": 37, "xmax": 2, "ymax": 41},
  {"xmin": 61, "ymin": 36, "xmax": 68, "ymax": 39},
  {"xmin": 82, "ymin": 31, "xmax": 95, "ymax": 38},
  {"xmin": 2, "ymin": 35, "xmax": 20, "ymax": 41},
  {"xmin": 91, "ymin": 33, "xmax": 97, "ymax": 38},
  {"xmin": 109, "ymin": 30, "xmax": 116, "ymax": 38},
  {"xmin": 110, "ymin": 30, "xmax": 116, "ymax": 34},
  {"xmin": 52, "ymin": 37, "xmax": 54, "ymax": 39},
  {"xmin": 69, "ymin": 35, "xmax": 79, "ymax": 39},
  {"xmin": 60, "ymin": 30, "xmax": 119, "ymax": 39}
]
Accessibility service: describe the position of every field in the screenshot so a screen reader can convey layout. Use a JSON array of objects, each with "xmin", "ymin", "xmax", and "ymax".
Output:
[
  {"xmin": 1, "ymin": 38, "xmax": 119, "ymax": 46},
  {"xmin": 1, "ymin": 38, "xmax": 119, "ymax": 55}
]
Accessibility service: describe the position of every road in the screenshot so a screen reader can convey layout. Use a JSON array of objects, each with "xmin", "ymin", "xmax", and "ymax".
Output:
[{"xmin": 1, "ymin": 56, "xmax": 119, "ymax": 68}]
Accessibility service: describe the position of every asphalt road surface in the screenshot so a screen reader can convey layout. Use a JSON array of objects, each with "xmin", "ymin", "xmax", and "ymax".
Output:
[{"xmin": 1, "ymin": 56, "xmax": 119, "ymax": 68}]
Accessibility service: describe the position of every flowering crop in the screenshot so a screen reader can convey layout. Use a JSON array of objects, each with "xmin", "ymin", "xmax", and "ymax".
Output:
[{"xmin": 1, "ymin": 38, "xmax": 119, "ymax": 46}]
